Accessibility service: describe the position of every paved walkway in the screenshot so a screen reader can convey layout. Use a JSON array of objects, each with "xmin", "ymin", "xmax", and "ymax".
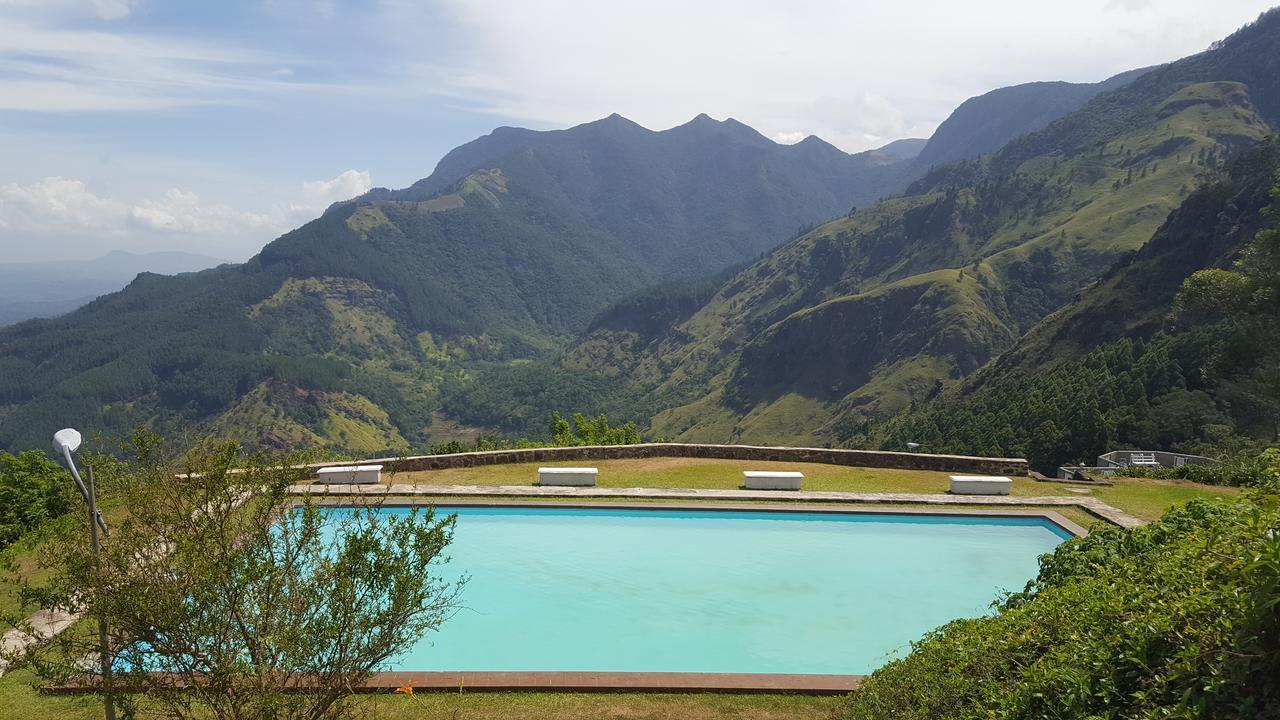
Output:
[
  {"xmin": 0, "ymin": 608, "xmax": 79, "ymax": 676},
  {"xmin": 288, "ymin": 483, "xmax": 1146, "ymax": 529}
]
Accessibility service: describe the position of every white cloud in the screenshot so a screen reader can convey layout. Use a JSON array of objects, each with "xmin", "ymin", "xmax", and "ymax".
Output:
[
  {"xmin": 771, "ymin": 131, "xmax": 807, "ymax": 144},
  {"xmin": 396, "ymin": 0, "xmax": 1276, "ymax": 151},
  {"xmin": 0, "ymin": 171, "xmax": 372, "ymax": 261},
  {"xmin": 86, "ymin": 0, "xmax": 135, "ymax": 20},
  {"xmin": 0, "ymin": 0, "xmax": 136, "ymax": 21},
  {"xmin": 0, "ymin": 10, "xmax": 344, "ymax": 113},
  {"xmin": 294, "ymin": 170, "xmax": 373, "ymax": 216}
]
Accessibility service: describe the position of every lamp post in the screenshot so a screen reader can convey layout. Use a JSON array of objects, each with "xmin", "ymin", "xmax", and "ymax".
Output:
[{"xmin": 53, "ymin": 428, "xmax": 116, "ymax": 720}]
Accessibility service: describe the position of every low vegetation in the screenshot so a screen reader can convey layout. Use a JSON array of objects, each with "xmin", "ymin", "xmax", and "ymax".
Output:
[
  {"xmin": 0, "ymin": 451, "xmax": 74, "ymax": 552},
  {"xmin": 843, "ymin": 457, "xmax": 1280, "ymax": 719},
  {"xmin": 5, "ymin": 433, "xmax": 462, "ymax": 720},
  {"xmin": 426, "ymin": 412, "xmax": 642, "ymax": 455}
]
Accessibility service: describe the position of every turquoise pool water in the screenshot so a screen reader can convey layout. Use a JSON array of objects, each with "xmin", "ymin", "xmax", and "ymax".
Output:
[{"xmin": 323, "ymin": 506, "xmax": 1070, "ymax": 675}]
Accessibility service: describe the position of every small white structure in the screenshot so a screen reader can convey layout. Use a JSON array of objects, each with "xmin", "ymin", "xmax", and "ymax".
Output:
[
  {"xmin": 948, "ymin": 474, "xmax": 1012, "ymax": 495},
  {"xmin": 1128, "ymin": 452, "xmax": 1160, "ymax": 468},
  {"xmin": 1096, "ymin": 449, "xmax": 1217, "ymax": 470},
  {"xmin": 537, "ymin": 467, "xmax": 598, "ymax": 486},
  {"xmin": 743, "ymin": 470, "xmax": 804, "ymax": 490},
  {"xmin": 316, "ymin": 464, "xmax": 383, "ymax": 484}
]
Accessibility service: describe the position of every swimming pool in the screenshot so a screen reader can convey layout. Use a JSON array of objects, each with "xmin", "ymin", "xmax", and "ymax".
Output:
[{"xmin": 320, "ymin": 505, "xmax": 1071, "ymax": 676}]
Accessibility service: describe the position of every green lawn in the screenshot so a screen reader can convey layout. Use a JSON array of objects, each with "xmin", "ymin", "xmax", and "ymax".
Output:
[
  {"xmin": 0, "ymin": 669, "xmax": 839, "ymax": 720},
  {"xmin": 388, "ymin": 458, "xmax": 1239, "ymax": 523}
]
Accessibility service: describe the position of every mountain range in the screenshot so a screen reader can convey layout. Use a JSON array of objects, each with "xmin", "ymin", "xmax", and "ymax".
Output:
[{"xmin": 3, "ymin": 9, "xmax": 1279, "ymax": 463}]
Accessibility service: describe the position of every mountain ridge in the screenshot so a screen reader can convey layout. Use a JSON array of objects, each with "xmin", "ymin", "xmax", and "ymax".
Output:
[
  {"xmin": 539, "ymin": 13, "xmax": 1280, "ymax": 448},
  {"xmin": 6, "ymin": 24, "xmax": 1269, "ymax": 456}
]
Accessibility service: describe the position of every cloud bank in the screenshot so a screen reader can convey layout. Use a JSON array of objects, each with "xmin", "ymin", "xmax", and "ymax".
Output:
[{"xmin": 0, "ymin": 170, "xmax": 372, "ymax": 261}]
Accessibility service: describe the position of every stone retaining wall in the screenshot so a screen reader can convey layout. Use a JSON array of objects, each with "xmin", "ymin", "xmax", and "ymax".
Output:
[{"xmin": 310, "ymin": 443, "xmax": 1027, "ymax": 477}]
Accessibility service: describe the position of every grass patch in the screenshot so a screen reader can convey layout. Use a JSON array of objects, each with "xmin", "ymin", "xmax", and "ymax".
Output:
[
  {"xmin": 386, "ymin": 458, "xmax": 1238, "ymax": 523},
  {"xmin": 365, "ymin": 691, "xmax": 840, "ymax": 720},
  {"xmin": 1089, "ymin": 475, "xmax": 1240, "ymax": 521},
  {"xmin": 0, "ymin": 671, "xmax": 839, "ymax": 720},
  {"xmin": 0, "ymin": 671, "xmax": 104, "ymax": 720}
]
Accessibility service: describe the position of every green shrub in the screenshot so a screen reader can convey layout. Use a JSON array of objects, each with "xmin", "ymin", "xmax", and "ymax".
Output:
[
  {"xmin": 0, "ymin": 451, "xmax": 74, "ymax": 550},
  {"xmin": 426, "ymin": 412, "xmax": 643, "ymax": 456},
  {"xmin": 549, "ymin": 412, "xmax": 641, "ymax": 447},
  {"xmin": 843, "ymin": 490, "xmax": 1280, "ymax": 719},
  {"xmin": 1123, "ymin": 452, "xmax": 1270, "ymax": 486}
]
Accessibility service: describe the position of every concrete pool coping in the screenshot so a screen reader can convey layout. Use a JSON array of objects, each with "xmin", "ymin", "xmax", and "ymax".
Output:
[
  {"xmin": 295, "ymin": 497, "xmax": 1092, "ymax": 538},
  {"xmin": 289, "ymin": 482, "xmax": 1141, "ymax": 529}
]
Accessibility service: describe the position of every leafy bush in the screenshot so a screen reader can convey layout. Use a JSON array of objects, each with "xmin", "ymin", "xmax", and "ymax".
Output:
[
  {"xmin": 1122, "ymin": 451, "xmax": 1271, "ymax": 486},
  {"xmin": 842, "ymin": 488, "xmax": 1280, "ymax": 719},
  {"xmin": 427, "ymin": 412, "xmax": 643, "ymax": 455},
  {"xmin": 0, "ymin": 451, "xmax": 74, "ymax": 551},
  {"xmin": 10, "ymin": 433, "xmax": 462, "ymax": 720},
  {"xmin": 549, "ymin": 412, "xmax": 642, "ymax": 446}
]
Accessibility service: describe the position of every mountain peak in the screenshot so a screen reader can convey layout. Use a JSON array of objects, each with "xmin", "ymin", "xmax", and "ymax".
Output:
[
  {"xmin": 795, "ymin": 134, "xmax": 839, "ymax": 150},
  {"xmin": 668, "ymin": 114, "xmax": 772, "ymax": 147},
  {"xmin": 571, "ymin": 113, "xmax": 648, "ymax": 134},
  {"xmin": 674, "ymin": 113, "xmax": 721, "ymax": 130}
]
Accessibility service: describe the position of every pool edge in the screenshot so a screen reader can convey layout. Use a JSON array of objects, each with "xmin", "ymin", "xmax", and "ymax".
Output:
[
  {"xmin": 294, "ymin": 497, "xmax": 1091, "ymax": 538},
  {"xmin": 363, "ymin": 670, "xmax": 863, "ymax": 694},
  {"xmin": 45, "ymin": 671, "xmax": 864, "ymax": 696}
]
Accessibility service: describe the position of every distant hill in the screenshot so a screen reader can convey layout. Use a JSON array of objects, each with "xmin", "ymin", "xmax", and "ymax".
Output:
[
  {"xmin": 531, "ymin": 10, "xmax": 1280, "ymax": 449},
  {"xmin": 0, "ymin": 114, "xmax": 923, "ymax": 454},
  {"xmin": 871, "ymin": 138, "xmax": 928, "ymax": 162},
  {"xmin": 0, "ymin": 251, "xmax": 226, "ymax": 326},
  {"xmin": 879, "ymin": 138, "xmax": 1280, "ymax": 468},
  {"xmin": 912, "ymin": 68, "xmax": 1153, "ymax": 169}
]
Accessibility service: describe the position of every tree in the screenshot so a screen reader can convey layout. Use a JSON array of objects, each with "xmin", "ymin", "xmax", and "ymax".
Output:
[
  {"xmin": 0, "ymin": 450, "xmax": 74, "ymax": 550},
  {"xmin": 7, "ymin": 433, "xmax": 463, "ymax": 720},
  {"xmin": 549, "ymin": 411, "xmax": 642, "ymax": 446}
]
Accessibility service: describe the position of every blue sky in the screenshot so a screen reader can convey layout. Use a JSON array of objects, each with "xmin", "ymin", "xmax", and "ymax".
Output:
[{"xmin": 0, "ymin": 0, "xmax": 1275, "ymax": 262}]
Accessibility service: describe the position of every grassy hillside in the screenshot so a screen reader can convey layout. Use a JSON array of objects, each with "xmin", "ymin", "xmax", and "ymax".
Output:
[
  {"xmin": 560, "ymin": 74, "xmax": 1273, "ymax": 445},
  {"xmin": 1, "ymin": 67, "xmax": 1154, "ymax": 457},
  {"xmin": 876, "ymin": 139, "xmax": 1280, "ymax": 469},
  {"xmin": 912, "ymin": 67, "xmax": 1152, "ymax": 169},
  {"xmin": 0, "ymin": 114, "xmax": 926, "ymax": 455}
]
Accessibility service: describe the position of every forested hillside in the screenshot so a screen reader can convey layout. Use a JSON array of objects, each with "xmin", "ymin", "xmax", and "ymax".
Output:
[
  {"xmin": 0, "ymin": 114, "xmax": 913, "ymax": 455},
  {"xmin": 0, "ymin": 56, "xmax": 1159, "ymax": 458},
  {"xmin": 533, "ymin": 10, "xmax": 1280, "ymax": 453},
  {"xmin": 911, "ymin": 67, "xmax": 1152, "ymax": 169},
  {"xmin": 878, "ymin": 139, "xmax": 1280, "ymax": 470}
]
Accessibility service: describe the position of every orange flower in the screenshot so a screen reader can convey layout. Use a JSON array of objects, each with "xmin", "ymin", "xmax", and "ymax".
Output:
[{"xmin": 394, "ymin": 683, "xmax": 414, "ymax": 696}]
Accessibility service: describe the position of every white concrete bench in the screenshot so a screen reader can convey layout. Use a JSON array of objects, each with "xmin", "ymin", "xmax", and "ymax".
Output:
[
  {"xmin": 1129, "ymin": 452, "xmax": 1160, "ymax": 467},
  {"xmin": 948, "ymin": 474, "xmax": 1012, "ymax": 495},
  {"xmin": 537, "ymin": 467, "xmax": 598, "ymax": 486},
  {"xmin": 743, "ymin": 470, "xmax": 804, "ymax": 490},
  {"xmin": 316, "ymin": 464, "xmax": 383, "ymax": 484}
]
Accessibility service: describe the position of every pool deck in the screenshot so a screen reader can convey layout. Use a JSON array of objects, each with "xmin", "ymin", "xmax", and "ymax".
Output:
[{"xmin": 288, "ymin": 483, "xmax": 1144, "ymax": 529}]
